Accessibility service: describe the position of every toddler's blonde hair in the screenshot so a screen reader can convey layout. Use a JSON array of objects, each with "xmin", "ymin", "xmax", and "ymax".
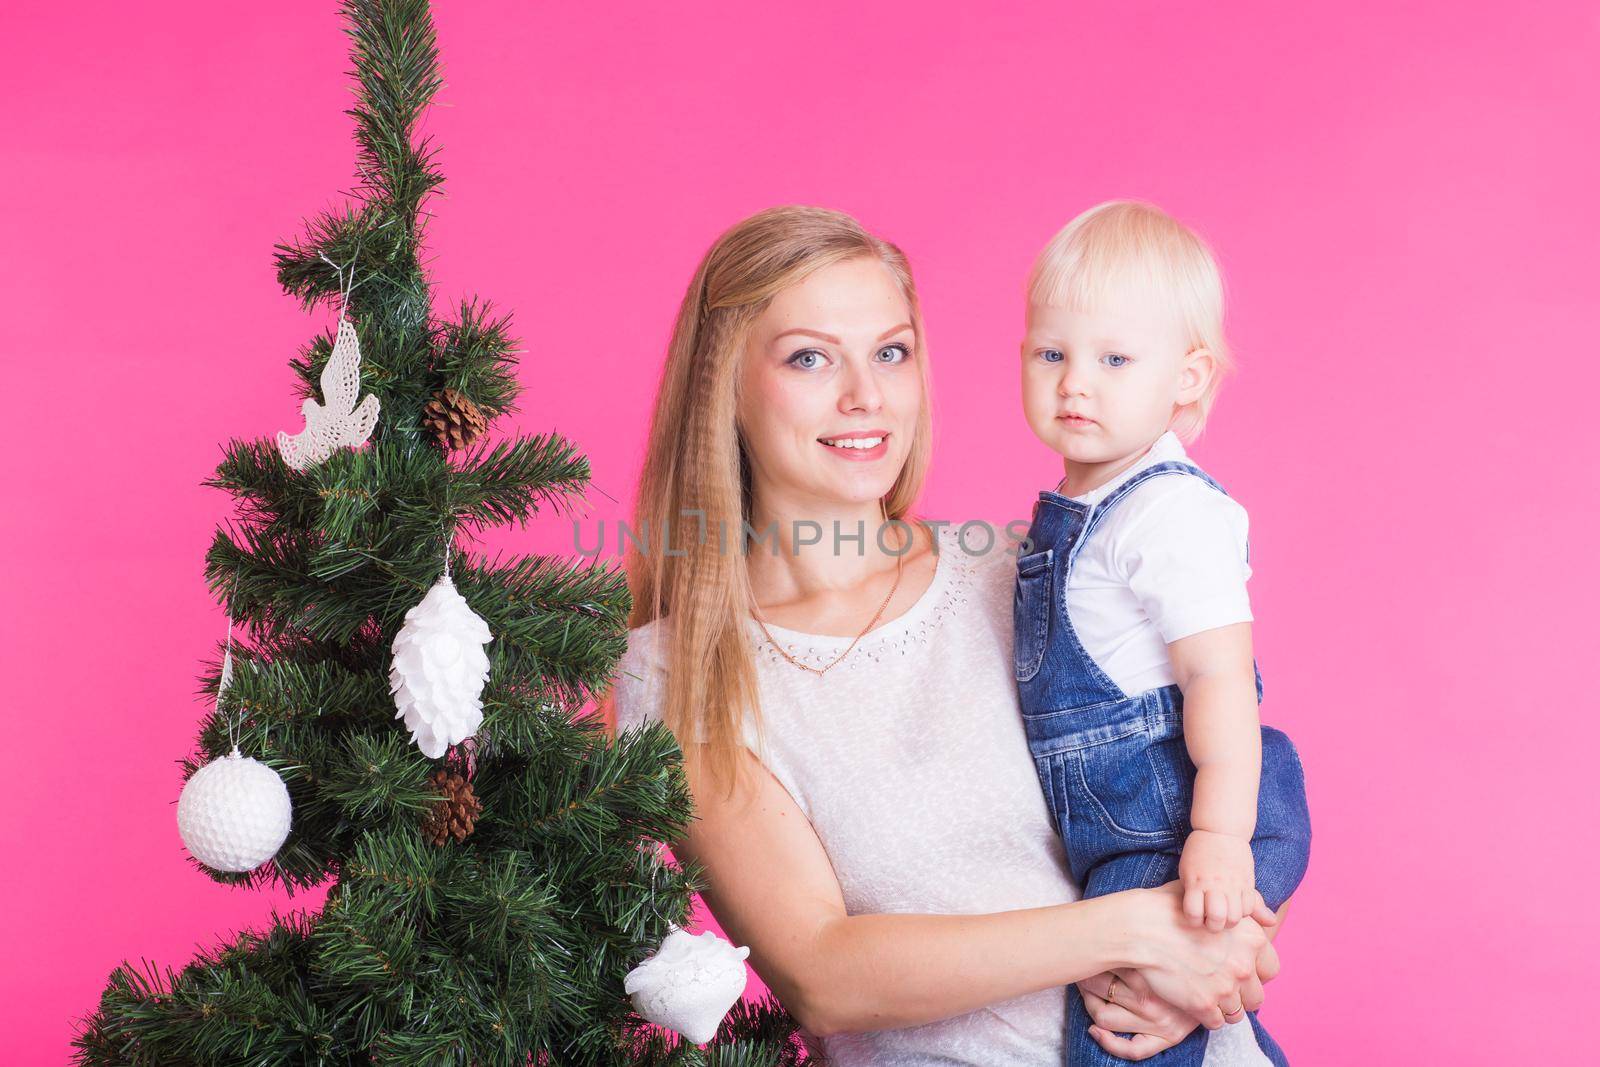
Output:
[{"xmin": 1027, "ymin": 199, "xmax": 1232, "ymax": 441}]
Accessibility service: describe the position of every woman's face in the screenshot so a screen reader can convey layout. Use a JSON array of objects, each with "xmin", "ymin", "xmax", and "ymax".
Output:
[{"xmin": 737, "ymin": 256, "xmax": 922, "ymax": 514}]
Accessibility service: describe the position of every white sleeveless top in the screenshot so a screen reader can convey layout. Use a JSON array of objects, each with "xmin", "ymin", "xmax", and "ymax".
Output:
[{"xmin": 613, "ymin": 525, "xmax": 1267, "ymax": 1066}]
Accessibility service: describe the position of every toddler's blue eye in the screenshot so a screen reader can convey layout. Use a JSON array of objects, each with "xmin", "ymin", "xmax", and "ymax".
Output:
[
  {"xmin": 877, "ymin": 343, "xmax": 911, "ymax": 364},
  {"xmin": 1103, "ymin": 353, "xmax": 1130, "ymax": 367},
  {"xmin": 1039, "ymin": 349, "xmax": 1063, "ymax": 363}
]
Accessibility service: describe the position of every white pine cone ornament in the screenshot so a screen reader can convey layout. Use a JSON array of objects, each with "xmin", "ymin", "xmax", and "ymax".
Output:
[
  {"xmin": 389, "ymin": 572, "xmax": 493, "ymax": 758},
  {"xmin": 624, "ymin": 926, "xmax": 751, "ymax": 1045},
  {"xmin": 176, "ymin": 746, "xmax": 293, "ymax": 872}
]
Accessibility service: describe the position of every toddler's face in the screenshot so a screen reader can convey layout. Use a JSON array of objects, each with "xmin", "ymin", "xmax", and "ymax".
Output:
[{"xmin": 1020, "ymin": 288, "xmax": 1206, "ymax": 472}]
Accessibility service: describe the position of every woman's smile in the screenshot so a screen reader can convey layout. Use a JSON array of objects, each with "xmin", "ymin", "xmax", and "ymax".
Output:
[{"xmin": 818, "ymin": 429, "xmax": 890, "ymax": 461}]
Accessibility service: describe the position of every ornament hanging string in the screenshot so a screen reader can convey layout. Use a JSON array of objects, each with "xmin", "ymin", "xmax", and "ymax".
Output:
[
  {"xmin": 318, "ymin": 250, "xmax": 362, "ymax": 323},
  {"xmin": 218, "ymin": 564, "xmax": 244, "ymax": 757},
  {"xmin": 222, "ymin": 615, "xmax": 239, "ymax": 755}
]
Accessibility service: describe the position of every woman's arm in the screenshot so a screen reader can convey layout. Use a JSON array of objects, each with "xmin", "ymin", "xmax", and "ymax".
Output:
[{"xmin": 675, "ymin": 744, "xmax": 1270, "ymax": 1037}]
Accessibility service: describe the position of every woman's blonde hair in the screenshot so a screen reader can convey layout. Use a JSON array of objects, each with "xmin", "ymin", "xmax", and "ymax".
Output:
[
  {"xmin": 623, "ymin": 205, "xmax": 931, "ymax": 796},
  {"xmin": 1027, "ymin": 199, "xmax": 1233, "ymax": 441}
]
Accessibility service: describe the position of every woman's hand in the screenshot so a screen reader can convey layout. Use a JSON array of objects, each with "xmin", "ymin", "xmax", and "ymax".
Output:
[
  {"xmin": 1080, "ymin": 911, "xmax": 1283, "ymax": 1061},
  {"xmin": 1078, "ymin": 969, "xmax": 1200, "ymax": 1061},
  {"xmin": 1113, "ymin": 881, "xmax": 1279, "ymax": 1033}
]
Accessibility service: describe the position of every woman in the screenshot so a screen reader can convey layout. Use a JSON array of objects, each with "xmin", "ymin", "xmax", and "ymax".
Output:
[{"xmin": 610, "ymin": 206, "xmax": 1283, "ymax": 1065}]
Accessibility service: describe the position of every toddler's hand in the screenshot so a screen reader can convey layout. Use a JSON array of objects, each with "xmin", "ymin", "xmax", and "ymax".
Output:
[{"xmin": 1179, "ymin": 829, "xmax": 1266, "ymax": 932}]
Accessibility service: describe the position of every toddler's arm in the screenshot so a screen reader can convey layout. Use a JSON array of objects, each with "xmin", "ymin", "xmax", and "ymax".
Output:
[{"xmin": 1168, "ymin": 622, "xmax": 1269, "ymax": 932}]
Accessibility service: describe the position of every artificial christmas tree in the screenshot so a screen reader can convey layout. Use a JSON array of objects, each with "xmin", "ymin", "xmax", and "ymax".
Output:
[{"xmin": 72, "ymin": 2, "xmax": 806, "ymax": 1063}]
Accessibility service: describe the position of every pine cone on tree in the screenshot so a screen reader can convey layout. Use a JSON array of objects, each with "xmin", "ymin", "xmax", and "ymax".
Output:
[
  {"xmin": 420, "ymin": 768, "xmax": 482, "ymax": 846},
  {"xmin": 422, "ymin": 387, "xmax": 488, "ymax": 450}
]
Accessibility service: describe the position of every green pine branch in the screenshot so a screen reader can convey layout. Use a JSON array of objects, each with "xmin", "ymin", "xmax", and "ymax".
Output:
[{"xmin": 435, "ymin": 297, "xmax": 522, "ymax": 418}]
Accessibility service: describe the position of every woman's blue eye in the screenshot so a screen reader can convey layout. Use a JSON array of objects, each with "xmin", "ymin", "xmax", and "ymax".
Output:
[
  {"xmin": 1103, "ymin": 353, "xmax": 1130, "ymax": 367},
  {"xmin": 1039, "ymin": 349, "xmax": 1063, "ymax": 363},
  {"xmin": 877, "ymin": 343, "xmax": 911, "ymax": 364},
  {"xmin": 788, "ymin": 349, "xmax": 826, "ymax": 369}
]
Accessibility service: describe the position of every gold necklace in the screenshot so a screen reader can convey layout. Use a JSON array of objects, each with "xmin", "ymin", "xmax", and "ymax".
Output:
[{"xmin": 753, "ymin": 523, "xmax": 910, "ymax": 676}]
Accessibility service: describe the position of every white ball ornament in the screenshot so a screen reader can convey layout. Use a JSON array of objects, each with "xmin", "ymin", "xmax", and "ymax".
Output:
[
  {"xmin": 624, "ymin": 925, "xmax": 751, "ymax": 1045},
  {"xmin": 176, "ymin": 746, "xmax": 293, "ymax": 872},
  {"xmin": 390, "ymin": 570, "xmax": 493, "ymax": 758}
]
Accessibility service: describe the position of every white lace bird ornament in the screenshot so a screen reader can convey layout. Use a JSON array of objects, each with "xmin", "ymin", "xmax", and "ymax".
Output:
[{"xmin": 276, "ymin": 316, "xmax": 381, "ymax": 471}]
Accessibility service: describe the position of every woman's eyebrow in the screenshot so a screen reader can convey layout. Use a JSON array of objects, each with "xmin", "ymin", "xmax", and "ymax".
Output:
[
  {"xmin": 771, "ymin": 323, "xmax": 913, "ymax": 345},
  {"xmin": 773, "ymin": 327, "xmax": 841, "ymax": 344}
]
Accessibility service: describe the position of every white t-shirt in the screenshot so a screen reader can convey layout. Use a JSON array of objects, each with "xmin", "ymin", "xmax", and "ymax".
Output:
[
  {"xmin": 1057, "ymin": 431, "xmax": 1254, "ymax": 695},
  {"xmin": 613, "ymin": 525, "xmax": 1268, "ymax": 1066}
]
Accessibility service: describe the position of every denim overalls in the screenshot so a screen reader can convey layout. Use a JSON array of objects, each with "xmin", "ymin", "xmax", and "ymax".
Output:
[{"xmin": 1013, "ymin": 460, "xmax": 1312, "ymax": 1067}]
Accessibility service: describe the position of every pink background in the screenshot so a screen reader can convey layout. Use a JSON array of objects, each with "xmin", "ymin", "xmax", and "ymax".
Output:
[{"xmin": 5, "ymin": 2, "xmax": 1596, "ymax": 1063}]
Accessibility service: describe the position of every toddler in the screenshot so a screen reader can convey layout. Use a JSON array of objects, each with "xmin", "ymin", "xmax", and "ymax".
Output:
[{"xmin": 1012, "ymin": 201, "xmax": 1311, "ymax": 1066}]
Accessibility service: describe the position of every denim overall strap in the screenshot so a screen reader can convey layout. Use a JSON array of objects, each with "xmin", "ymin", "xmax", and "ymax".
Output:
[
  {"xmin": 1024, "ymin": 460, "xmax": 1260, "ymax": 710},
  {"xmin": 1067, "ymin": 460, "xmax": 1265, "ymax": 704},
  {"xmin": 1015, "ymin": 490, "xmax": 1127, "ymax": 708}
]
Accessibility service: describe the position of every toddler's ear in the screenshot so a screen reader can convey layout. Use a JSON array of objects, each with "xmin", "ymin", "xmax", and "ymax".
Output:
[{"xmin": 1178, "ymin": 347, "xmax": 1217, "ymax": 404}]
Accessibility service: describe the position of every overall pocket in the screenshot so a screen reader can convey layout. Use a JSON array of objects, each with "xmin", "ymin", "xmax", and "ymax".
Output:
[
  {"xmin": 1013, "ymin": 548, "xmax": 1054, "ymax": 681},
  {"xmin": 1068, "ymin": 731, "xmax": 1186, "ymax": 848}
]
